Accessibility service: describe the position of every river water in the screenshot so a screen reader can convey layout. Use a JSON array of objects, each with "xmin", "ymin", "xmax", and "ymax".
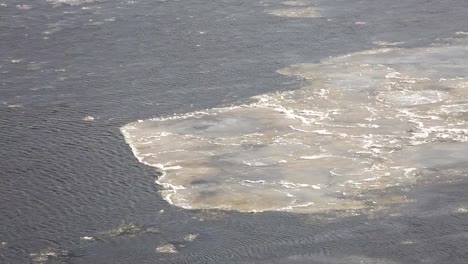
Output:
[{"xmin": 2, "ymin": 0, "xmax": 468, "ymax": 263}]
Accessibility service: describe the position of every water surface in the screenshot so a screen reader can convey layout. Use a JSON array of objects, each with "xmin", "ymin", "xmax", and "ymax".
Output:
[{"xmin": 1, "ymin": 0, "xmax": 468, "ymax": 263}]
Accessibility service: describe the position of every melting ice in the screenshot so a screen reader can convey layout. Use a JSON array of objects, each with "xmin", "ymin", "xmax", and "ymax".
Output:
[{"xmin": 121, "ymin": 37, "xmax": 468, "ymax": 213}]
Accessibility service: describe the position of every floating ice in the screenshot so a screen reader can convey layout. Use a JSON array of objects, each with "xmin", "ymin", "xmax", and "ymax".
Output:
[
  {"xmin": 47, "ymin": 0, "xmax": 95, "ymax": 7},
  {"xmin": 281, "ymin": 1, "xmax": 310, "ymax": 6},
  {"xmin": 122, "ymin": 37, "xmax": 468, "ymax": 213},
  {"xmin": 373, "ymin": 41, "xmax": 405, "ymax": 46},
  {"xmin": 268, "ymin": 7, "xmax": 321, "ymax": 18},
  {"xmin": 7, "ymin": 104, "xmax": 23, "ymax": 108},
  {"xmin": 82, "ymin": 116, "xmax": 95, "ymax": 121},
  {"xmin": 183, "ymin": 233, "xmax": 199, "ymax": 242},
  {"xmin": 95, "ymin": 223, "xmax": 160, "ymax": 239},
  {"xmin": 30, "ymin": 249, "xmax": 68, "ymax": 264},
  {"xmin": 16, "ymin": 4, "xmax": 32, "ymax": 9},
  {"xmin": 156, "ymin": 244, "xmax": 178, "ymax": 253}
]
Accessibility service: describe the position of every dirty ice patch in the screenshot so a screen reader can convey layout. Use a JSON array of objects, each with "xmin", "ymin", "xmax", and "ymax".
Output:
[{"xmin": 122, "ymin": 37, "xmax": 468, "ymax": 213}]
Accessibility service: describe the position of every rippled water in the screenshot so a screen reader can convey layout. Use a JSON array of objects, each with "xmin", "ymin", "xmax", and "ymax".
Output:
[{"xmin": 2, "ymin": 0, "xmax": 468, "ymax": 263}]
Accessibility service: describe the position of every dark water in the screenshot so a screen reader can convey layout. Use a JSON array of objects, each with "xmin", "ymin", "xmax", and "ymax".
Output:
[{"xmin": 1, "ymin": 0, "xmax": 468, "ymax": 263}]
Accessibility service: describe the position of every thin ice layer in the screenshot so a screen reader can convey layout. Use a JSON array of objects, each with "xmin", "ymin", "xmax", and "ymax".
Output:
[{"xmin": 121, "ymin": 37, "xmax": 468, "ymax": 213}]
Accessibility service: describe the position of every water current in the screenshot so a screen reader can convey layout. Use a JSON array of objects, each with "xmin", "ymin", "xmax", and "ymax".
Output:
[{"xmin": 2, "ymin": 0, "xmax": 468, "ymax": 263}]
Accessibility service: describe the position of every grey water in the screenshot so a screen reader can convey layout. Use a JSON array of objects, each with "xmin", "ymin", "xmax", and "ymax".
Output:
[{"xmin": 1, "ymin": 0, "xmax": 468, "ymax": 263}]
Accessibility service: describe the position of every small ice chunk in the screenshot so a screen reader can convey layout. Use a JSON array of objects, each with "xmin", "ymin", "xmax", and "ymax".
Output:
[
  {"xmin": 183, "ymin": 233, "xmax": 199, "ymax": 242},
  {"xmin": 268, "ymin": 7, "xmax": 321, "ymax": 18},
  {"xmin": 373, "ymin": 41, "xmax": 404, "ymax": 46},
  {"xmin": 16, "ymin": 4, "xmax": 32, "ymax": 9},
  {"xmin": 82, "ymin": 116, "xmax": 95, "ymax": 121},
  {"xmin": 282, "ymin": 1, "xmax": 309, "ymax": 6},
  {"xmin": 156, "ymin": 244, "xmax": 178, "ymax": 253}
]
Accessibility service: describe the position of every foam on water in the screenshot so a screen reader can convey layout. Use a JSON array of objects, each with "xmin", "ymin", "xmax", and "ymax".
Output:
[{"xmin": 121, "ymin": 37, "xmax": 468, "ymax": 213}]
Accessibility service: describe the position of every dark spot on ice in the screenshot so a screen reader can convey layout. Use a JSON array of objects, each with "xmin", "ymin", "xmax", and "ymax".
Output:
[
  {"xmin": 191, "ymin": 179, "xmax": 212, "ymax": 185},
  {"xmin": 241, "ymin": 143, "xmax": 267, "ymax": 149},
  {"xmin": 193, "ymin": 124, "xmax": 212, "ymax": 130},
  {"xmin": 198, "ymin": 190, "xmax": 217, "ymax": 198}
]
